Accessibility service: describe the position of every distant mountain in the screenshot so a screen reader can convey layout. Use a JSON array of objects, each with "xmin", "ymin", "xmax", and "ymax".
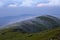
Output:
[
  {"xmin": 0, "ymin": 14, "xmax": 36, "ymax": 27},
  {"xmin": 3, "ymin": 15, "xmax": 60, "ymax": 33}
]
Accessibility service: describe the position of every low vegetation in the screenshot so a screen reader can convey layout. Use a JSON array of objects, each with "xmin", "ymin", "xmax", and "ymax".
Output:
[{"xmin": 0, "ymin": 27, "xmax": 60, "ymax": 40}]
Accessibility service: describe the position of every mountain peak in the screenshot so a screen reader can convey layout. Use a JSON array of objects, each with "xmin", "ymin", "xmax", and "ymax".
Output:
[{"xmin": 3, "ymin": 15, "xmax": 60, "ymax": 33}]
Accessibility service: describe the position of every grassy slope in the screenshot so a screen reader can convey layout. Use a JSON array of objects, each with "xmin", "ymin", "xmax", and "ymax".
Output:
[{"xmin": 0, "ymin": 27, "xmax": 60, "ymax": 40}]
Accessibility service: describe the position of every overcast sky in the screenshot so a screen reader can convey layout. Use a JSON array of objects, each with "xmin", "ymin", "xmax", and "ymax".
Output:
[
  {"xmin": 0, "ymin": 0, "xmax": 60, "ymax": 17},
  {"xmin": 0, "ymin": 0, "xmax": 60, "ymax": 7}
]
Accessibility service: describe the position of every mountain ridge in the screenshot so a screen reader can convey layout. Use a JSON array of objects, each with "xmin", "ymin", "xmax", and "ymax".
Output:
[
  {"xmin": 2, "ymin": 15, "xmax": 60, "ymax": 33},
  {"xmin": 0, "ymin": 15, "xmax": 60, "ymax": 40}
]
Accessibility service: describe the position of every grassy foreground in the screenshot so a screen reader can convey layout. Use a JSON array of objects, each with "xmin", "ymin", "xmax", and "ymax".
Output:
[{"xmin": 0, "ymin": 27, "xmax": 60, "ymax": 40}]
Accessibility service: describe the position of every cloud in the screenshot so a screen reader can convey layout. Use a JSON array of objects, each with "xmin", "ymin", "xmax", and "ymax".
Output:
[
  {"xmin": 8, "ymin": 4, "xmax": 17, "ymax": 7},
  {"xmin": 36, "ymin": 3, "xmax": 47, "ymax": 7},
  {"xmin": 0, "ymin": 0, "xmax": 49, "ymax": 7},
  {"xmin": 48, "ymin": 0, "xmax": 60, "ymax": 6},
  {"xmin": 0, "ymin": 1, "xmax": 4, "ymax": 7},
  {"xmin": 36, "ymin": 0, "xmax": 60, "ymax": 7},
  {"xmin": 19, "ymin": 0, "xmax": 49, "ymax": 7},
  {"xmin": 0, "ymin": 0, "xmax": 60, "ymax": 7},
  {"xmin": 20, "ymin": 0, "xmax": 33, "ymax": 7}
]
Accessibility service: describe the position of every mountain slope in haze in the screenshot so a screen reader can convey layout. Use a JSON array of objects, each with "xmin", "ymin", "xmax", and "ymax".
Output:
[
  {"xmin": 0, "ymin": 15, "xmax": 60, "ymax": 40},
  {"xmin": 4, "ymin": 15, "xmax": 60, "ymax": 33}
]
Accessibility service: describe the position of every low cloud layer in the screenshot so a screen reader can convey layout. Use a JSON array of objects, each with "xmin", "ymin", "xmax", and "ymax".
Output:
[
  {"xmin": 48, "ymin": 0, "xmax": 60, "ymax": 6},
  {"xmin": 0, "ymin": 0, "xmax": 60, "ymax": 7}
]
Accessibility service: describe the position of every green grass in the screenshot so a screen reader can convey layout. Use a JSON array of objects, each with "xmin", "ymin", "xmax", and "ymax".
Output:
[{"xmin": 0, "ymin": 27, "xmax": 60, "ymax": 40}]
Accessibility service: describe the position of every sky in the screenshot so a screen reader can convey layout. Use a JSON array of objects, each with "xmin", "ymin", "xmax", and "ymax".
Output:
[
  {"xmin": 0, "ymin": 0, "xmax": 60, "ymax": 17},
  {"xmin": 0, "ymin": 0, "xmax": 60, "ymax": 26},
  {"xmin": 0, "ymin": 0, "xmax": 60, "ymax": 7}
]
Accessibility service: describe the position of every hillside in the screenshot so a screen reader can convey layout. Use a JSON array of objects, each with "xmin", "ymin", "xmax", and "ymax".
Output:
[
  {"xmin": 3, "ymin": 15, "xmax": 60, "ymax": 33},
  {"xmin": 0, "ymin": 15, "xmax": 60, "ymax": 40},
  {"xmin": 0, "ymin": 27, "xmax": 60, "ymax": 40}
]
